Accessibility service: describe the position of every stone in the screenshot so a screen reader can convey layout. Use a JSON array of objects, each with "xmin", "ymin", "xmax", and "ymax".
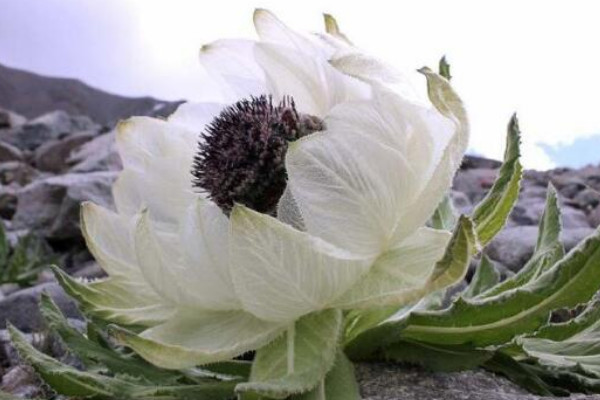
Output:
[
  {"xmin": 356, "ymin": 363, "xmax": 599, "ymax": 400},
  {"xmin": 0, "ymin": 108, "xmax": 26, "ymax": 129},
  {"xmin": 0, "ymin": 186, "xmax": 18, "ymax": 219},
  {"xmin": 450, "ymin": 190, "xmax": 473, "ymax": 215},
  {"xmin": 68, "ymin": 131, "xmax": 122, "ymax": 172},
  {"xmin": 0, "ymin": 161, "xmax": 40, "ymax": 186},
  {"xmin": 573, "ymin": 188, "xmax": 600, "ymax": 211},
  {"xmin": 550, "ymin": 172, "xmax": 587, "ymax": 199},
  {"xmin": 11, "ymin": 171, "xmax": 117, "ymax": 239},
  {"xmin": 0, "ymin": 365, "xmax": 43, "ymax": 398},
  {"xmin": 590, "ymin": 207, "xmax": 600, "ymax": 228},
  {"xmin": 0, "ymin": 282, "xmax": 81, "ymax": 332},
  {"xmin": 453, "ymin": 169, "xmax": 498, "ymax": 204},
  {"xmin": 0, "ymin": 110, "xmax": 99, "ymax": 151},
  {"xmin": 0, "ymin": 141, "xmax": 23, "ymax": 162},
  {"xmin": 510, "ymin": 198, "xmax": 590, "ymax": 228},
  {"xmin": 34, "ymin": 131, "xmax": 95, "ymax": 172},
  {"xmin": 487, "ymin": 226, "xmax": 594, "ymax": 272},
  {"xmin": 460, "ymin": 155, "xmax": 502, "ymax": 170}
]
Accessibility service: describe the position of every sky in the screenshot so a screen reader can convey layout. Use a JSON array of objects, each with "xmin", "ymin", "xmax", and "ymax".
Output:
[{"xmin": 1, "ymin": 0, "xmax": 600, "ymax": 170}]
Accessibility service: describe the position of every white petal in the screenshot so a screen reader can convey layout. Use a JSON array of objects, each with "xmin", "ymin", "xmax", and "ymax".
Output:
[
  {"xmin": 168, "ymin": 102, "xmax": 224, "ymax": 132},
  {"xmin": 254, "ymin": 43, "xmax": 369, "ymax": 117},
  {"xmin": 230, "ymin": 205, "xmax": 372, "ymax": 323},
  {"xmin": 134, "ymin": 208, "xmax": 239, "ymax": 310},
  {"xmin": 331, "ymin": 227, "xmax": 451, "ymax": 308},
  {"xmin": 113, "ymin": 309, "xmax": 284, "ymax": 369},
  {"xmin": 287, "ymin": 86, "xmax": 457, "ymax": 256},
  {"xmin": 199, "ymin": 39, "xmax": 266, "ymax": 102}
]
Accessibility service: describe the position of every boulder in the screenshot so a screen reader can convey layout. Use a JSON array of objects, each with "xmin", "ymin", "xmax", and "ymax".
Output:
[
  {"xmin": 0, "ymin": 365, "xmax": 43, "ymax": 398},
  {"xmin": 356, "ymin": 363, "xmax": 599, "ymax": 400},
  {"xmin": 453, "ymin": 169, "xmax": 499, "ymax": 204},
  {"xmin": 487, "ymin": 226, "xmax": 594, "ymax": 272},
  {"xmin": 34, "ymin": 131, "xmax": 95, "ymax": 172},
  {"xmin": 0, "ymin": 186, "xmax": 18, "ymax": 219},
  {"xmin": 68, "ymin": 131, "xmax": 122, "ymax": 172},
  {"xmin": 0, "ymin": 282, "xmax": 80, "ymax": 332},
  {"xmin": 0, "ymin": 141, "xmax": 23, "ymax": 162},
  {"xmin": 0, "ymin": 108, "xmax": 26, "ymax": 129},
  {"xmin": 510, "ymin": 198, "xmax": 591, "ymax": 228},
  {"xmin": 460, "ymin": 155, "xmax": 502, "ymax": 170},
  {"xmin": 11, "ymin": 171, "xmax": 117, "ymax": 239},
  {"xmin": 0, "ymin": 161, "xmax": 40, "ymax": 186},
  {"xmin": 590, "ymin": 206, "xmax": 600, "ymax": 227},
  {"xmin": 0, "ymin": 110, "xmax": 99, "ymax": 151}
]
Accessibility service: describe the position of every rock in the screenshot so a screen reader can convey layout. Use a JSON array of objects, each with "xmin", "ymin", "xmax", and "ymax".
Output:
[
  {"xmin": 573, "ymin": 188, "xmax": 600, "ymax": 211},
  {"xmin": 0, "ymin": 281, "xmax": 81, "ymax": 331},
  {"xmin": 0, "ymin": 108, "xmax": 26, "ymax": 129},
  {"xmin": 0, "ymin": 365, "xmax": 43, "ymax": 398},
  {"xmin": 0, "ymin": 110, "xmax": 99, "ymax": 151},
  {"xmin": 487, "ymin": 226, "xmax": 594, "ymax": 272},
  {"xmin": 511, "ymin": 198, "xmax": 590, "ymax": 228},
  {"xmin": 11, "ymin": 171, "xmax": 117, "ymax": 239},
  {"xmin": 590, "ymin": 207, "xmax": 600, "ymax": 227},
  {"xmin": 453, "ymin": 169, "xmax": 499, "ymax": 204},
  {"xmin": 0, "ymin": 161, "xmax": 41, "ymax": 186},
  {"xmin": 460, "ymin": 155, "xmax": 503, "ymax": 170},
  {"xmin": 0, "ymin": 186, "xmax": 18, "ymax": 219},
  {"xmin": 356, "ymin": 363, "xmax": 593, "ymax": 400},
  {"xmin": 68, "ymin": 131, "xmax": 122, "ymax": 172},
  {"xmin": 550, "ymin": 172, "xmax": 587, "ymax": 199},
  {"xmin": 34, "ymin": 131, "xmax": 95, "ymax": 173},
  {"xmin": 450, "ymin": 190, "xmax": 473, "ymax": 215},
  {"xmin": 0, "ymin": 141, "xmax": 23, "ymax": 162}
]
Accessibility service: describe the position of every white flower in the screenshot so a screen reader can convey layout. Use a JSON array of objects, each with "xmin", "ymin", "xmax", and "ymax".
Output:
[{"xmin": 57, "ymin": 10, "xmax": 469, "ymax": 369}]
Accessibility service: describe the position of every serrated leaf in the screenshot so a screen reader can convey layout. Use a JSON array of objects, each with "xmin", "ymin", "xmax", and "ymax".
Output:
[
  {"xmin": 382, "ymin": 339, "xmax": 493, "ymax": 372},
  {"xmin": 39, "ymin": 293, "xmax": 183, "ymax": 384},
  {"xmin": 479, "ymin": 184, "xmax": 564, "ymax": 298},
  {"xmin": 236, "ymin": 309, "xmax": 342, "ymax": 399},
  {"xmin": 345, "ymin": 216, "xmax": 477, "ymax": 359},
  {"xmin": 397, "ymin": 226, "xmax": 600, "ymax": 347},
  {"xmin": 292, "ymin": 352, "xmax": 360, "ymax": 400},
  {"xmin": 472, "ymin": 114, "xmax": 523, "ymax": 246},
  {"xmin": 528, "ymin": 299, "xmax": 600, "ymax": 341},
  {"xmin": 462, "ymin": 255, "xmax": 500, "ymax": 298},
  {"xmin": 523, "ymin": 363, "xmax": 600, "ymax": 394},
  {"xmin": 429, "ymin": 195, "xmax": 457, "ymax": 231},
  {"xmin": 8, "ymin": 324, "xmax": 238, "ymax": 399}
]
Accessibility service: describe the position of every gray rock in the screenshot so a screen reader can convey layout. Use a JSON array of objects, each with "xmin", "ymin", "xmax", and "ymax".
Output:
[
  {"xmin": 0, "ymin": 108, "xmax": 27, "ymax": 129},
  {"xmin": 0, "ymin": 365, "xmax": 43, "ymax": 398},
  {"xmin": 450, "ymin": 190, "xmax": 473, "ymax": 215},
  {"xmin": 0, "ymin": 186, "xmax": 18, "ymax": 219},
  {"xmin": 68, "ymin": 131, "xmax": 122, "ymax": 172},
  {"xmin": 511, "ymin": 198, "xmax": 590, "ymax": 228},
  {"xmin": 590, "ymin": 207, "xmax": 600, "ymax": 228},
  {"xmin": 0, "ymin": 110, "xmax": 99, "ymax": 151},
  {"xmin": 453, "ymin": 169, "xmax": 498, "ymax": 204},
  {"xmin": 0, "ymin": 161, "xmax": 41, "ymax": 186},
  {"xmin": 573, "ymin": 188, "xmax": 600, "ymax": 211},
  {"xmin": 460, "ymin": 155, "xmax": 502, "ymax": 170},
  {"xmin": 356, "ymin": 363, "xmax": 599, "ymax": 400},
  {"xmin": 11, "ymin": 171, "xmax": 117, "ymax": 239},
  {"xmin": 34, "ymin": 131, "xmax": 95, "ymax": 173},
  {"xmin": 0, "ymin": 141, "xmax": 23, "ymax": 163},
  {"xmin": 0, "ymin": 282, "xmax": 81, "ymax": 331},
  {"xmin": 487, "ymin": 226, "xmax": 595, "ymax": 272}
]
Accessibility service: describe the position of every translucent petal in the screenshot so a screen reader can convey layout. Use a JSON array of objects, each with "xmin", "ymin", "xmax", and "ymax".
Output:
[
  {"xmin": 199, "ymin": 39, "xmax": 266, "ymax": 102},
  {"xmin": 134, "ymin": 209, "xmax": 239, "ymax": 310},
  {"xmin": 167, "ymin": 101, "xmax": 224, "ymax": 132},
  {"xmin": 230, "ymin": 205, "xmax": 372, "ymax": 323},
  {"xmin": 330, "ymin": 227, "xmax": 451, "ymax": 308},
  {"xmin": 112, "ymin": 309, "xmax": 284, "ymax": 369}
]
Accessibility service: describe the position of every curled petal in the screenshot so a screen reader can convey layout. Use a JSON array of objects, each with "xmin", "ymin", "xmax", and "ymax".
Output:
[
  {"xmin": 168, "ymin": 102, "xmax": 225, "ymax": 132},
  {"xmin": 230, "ymin": 205, "xmax": 372, "ymax": 323}
]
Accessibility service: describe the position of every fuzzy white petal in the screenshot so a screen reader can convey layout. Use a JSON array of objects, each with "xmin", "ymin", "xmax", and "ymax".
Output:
[
  {"xmin": 168, "ymin": 102, "xmax": 224, "ymax": 132},
  {"xmin": 114, "ymin": 309, "xmax": 284, "ymax": 369},
  {"xmin": 230, "ymin": 205, "xmax": 372, "ymax": 323}
]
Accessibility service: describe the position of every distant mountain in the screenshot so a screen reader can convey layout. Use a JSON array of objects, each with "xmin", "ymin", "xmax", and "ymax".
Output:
[{"xmin": 0, "ymin": 63, "xmax": 183, "ymax": 126}]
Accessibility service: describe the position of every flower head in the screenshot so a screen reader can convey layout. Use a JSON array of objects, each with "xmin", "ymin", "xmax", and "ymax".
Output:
[{"xmin": 57, "ymin": 9, "xmax": 470, "ymax": 370}]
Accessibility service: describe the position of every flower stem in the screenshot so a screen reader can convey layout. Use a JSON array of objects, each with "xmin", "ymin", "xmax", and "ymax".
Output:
[{"xmin": 287, "ymin": 322, "xmax": 295, "ymax": 375}]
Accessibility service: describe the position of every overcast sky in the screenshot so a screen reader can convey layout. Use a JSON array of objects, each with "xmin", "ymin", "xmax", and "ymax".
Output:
[{"xmin": 2, "ymin": 0, "xmax": 600, "ymax": 169}]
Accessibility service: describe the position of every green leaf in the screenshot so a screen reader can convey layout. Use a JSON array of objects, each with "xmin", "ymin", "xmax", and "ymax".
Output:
[
  {"xmin": 527, "ymin": 299, "xmax": 600, "ymax": 341},
  {"xmin": 522, "ymin": 363, "xmax": 600, "ymax": 394},
  {"xmin": 397, "ymin": 226, "xmax": 600, "ymax": 347},
  {"xmin": 0, "ymin": 220, "xmax": 8, "ymax": 267},
  {"xmin": 482, "ymin": 352, "xmax": 556, "ymax": 396},
  {"xmin": 292, "ymin": 352, "xmax": 360, "ymax": 400},
  {"xmin": 236, "ymin": 309, "xmax": 342, "ymax": 399},
  {"xmin": 39, "ymin": 293, "xmax": 183, "ymax": 384},
  {"xmin": 382, "ymin": 339, "xmax": 493, "ymax": 372},
  {"xmin": 8, "ymin": 324, "xmax": 238, "ymax": 399},
  {"xmin": 344, "ymin": 216, "xmax": 477, "ymax": 359},
  {"xmin": 429, "ymin": 195, "xmax": 457, "ymax": 231},
  {"xmin": 438, "ymin": 56, "xmax": 452, "ymax": 81},
  {"xmin": 462, "ymin": 255, "xmax": 500, "ymax": 298},
  {"xmin": 472, "ymin": 114, "xmax": 523, "ymax": 246},
  {"xmin": 479, "ymin": 184, "xmax": 564, "ymax": 298}
]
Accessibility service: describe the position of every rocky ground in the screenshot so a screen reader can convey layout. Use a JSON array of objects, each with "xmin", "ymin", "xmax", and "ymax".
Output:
[{"xmin": 0, "ymin": 105, "xmax": 599, "ymax": 399}]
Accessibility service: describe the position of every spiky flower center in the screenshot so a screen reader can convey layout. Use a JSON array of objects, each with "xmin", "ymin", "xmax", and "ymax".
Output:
[{"xmin": 192, "ymin": 95, "xmax": 324, "ymax": 215}]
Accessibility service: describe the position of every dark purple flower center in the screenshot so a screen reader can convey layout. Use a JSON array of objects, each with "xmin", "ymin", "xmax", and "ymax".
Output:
[{"xmin": 192, "ymin": 95, "xmax": 324, "ymax": 215}]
